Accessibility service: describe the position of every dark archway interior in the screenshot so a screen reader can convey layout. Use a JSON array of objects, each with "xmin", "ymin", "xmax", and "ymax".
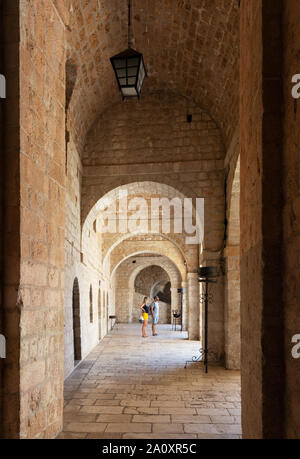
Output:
[
  {"xmin": 152, "ymin": 281, "xmax": 171, "ymax": 305},
  {"xmin": 72, "ymin": 278, "xmax": 82, "ymax": 364}
]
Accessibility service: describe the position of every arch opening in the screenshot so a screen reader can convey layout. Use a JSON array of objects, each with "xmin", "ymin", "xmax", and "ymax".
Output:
[
  {"xmin": 72, "ymin": 278, "xmax": 82, "ymax": 365},
  {"xmin": 134, "ymin": 265, "xmax": 171, "ymax": 324},
  {"xmin": 89, "ymin": 285, "xmax": 94, "ymax": 323}
]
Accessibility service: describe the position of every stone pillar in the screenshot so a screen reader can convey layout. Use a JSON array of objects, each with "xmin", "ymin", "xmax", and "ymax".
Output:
[
  {"xmin": 240, "ymin": 0, "xmax": 284, "ymax": 439},
  {"xmin": 1, "ymin": 1, "xmax": 21, "ymax": 439},
  {"xmin": 171, "ymin": 287, "xmax": 180, "ymax": 312},
  {"xmin": 224, "ymin": 245, "xmax": 241, "ymax": 370},
  {"xmin": 282, "ymin": 1, "xmax": 300, "ymax": 439},
  {"xmin": 187, "ymin": 273, "xmax": 200, "ymax": 340},
  {"xmin": 181, "ymin": 282, "xmax": 188, "ymax": 331}
]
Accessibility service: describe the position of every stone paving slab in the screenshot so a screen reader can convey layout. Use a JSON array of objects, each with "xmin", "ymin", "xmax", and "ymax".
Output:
[
  {"xmin": 64, "ymin": 423, "xmax": 108, "ymax": 433},
  {"xmin": 106, "ymin": 423, "xmax": 152, "ymax": 433},
  {"xmin": 60, "ymin": 324, "xmax": 241, "ymax": 439}
]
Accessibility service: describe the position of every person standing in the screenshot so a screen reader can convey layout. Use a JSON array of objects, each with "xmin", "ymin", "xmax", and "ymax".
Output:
[
  {"xmin": 140, "ymin": 297, "xmax": 150, "ymax": 338},
  {"xmin": 150, "ymin": 296, "xmax": 160, "ymax": 336}
]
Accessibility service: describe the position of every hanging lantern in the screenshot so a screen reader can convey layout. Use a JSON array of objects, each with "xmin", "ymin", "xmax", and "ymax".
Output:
[
  {"xmin": 110, "ymin": 0, "xmax": 147, "ymax": 99},
  {"xmin": 110, "ymin": 48, "xmax": 147, "ymax": 99}
]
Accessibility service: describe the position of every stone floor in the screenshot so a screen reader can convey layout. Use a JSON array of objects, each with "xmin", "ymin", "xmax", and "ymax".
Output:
[{"xmin": 58, "ymin": 324, "xmax": 242, "ymax": 439}]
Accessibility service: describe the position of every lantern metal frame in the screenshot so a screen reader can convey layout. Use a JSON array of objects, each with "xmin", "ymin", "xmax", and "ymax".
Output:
[
  {"xmin": 110, "ymin": 48, "xmax": 147, "ymax": 100},
  {"xmin": 185, "ymin": 267, "xmax": 218, "ymax": 373},
  {"xmin": 110, "ymin": 0, "xmax": 147, "ymax": 100}
]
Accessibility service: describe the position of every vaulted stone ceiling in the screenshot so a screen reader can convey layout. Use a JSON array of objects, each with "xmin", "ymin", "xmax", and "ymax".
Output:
[{"xmin": 67, "ymin": 0, "xmax": 239, "ymax": 152}]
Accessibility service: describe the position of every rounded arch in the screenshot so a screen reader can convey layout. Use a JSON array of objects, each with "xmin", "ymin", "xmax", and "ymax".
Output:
[
  {"xmin": 134, "ymin": 265, "xmax": 172, "ymax": 324},
  {"xmin": 81, "ymin": 181, "xmax": 204, "ymax": 272},
  {"xmin": 110, "ymin": 248, "xmax": 186, "ymax": 282},
  {"xmin": 82, "ymin": 180, "xmax": 199, "ymax": 234},
  {"xmin": 127, "ymin": 257, "xmax": 182, "ymax": 292},
  {"xmin": 134, "ymin": 266, "xmax": 171, "ymax": 297},
  {"xmin": 114, "ymin": 254, "xmax": 180, "ymax": 325},
  {"xmin": 104, "ymin": 231, "xmax": 189, "ymax": 273}
]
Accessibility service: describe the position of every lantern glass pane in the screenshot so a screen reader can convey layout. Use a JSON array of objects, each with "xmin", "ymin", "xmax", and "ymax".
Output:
[
  {"xmin": 119, "ymin": 78, "xmax": 127, "ymax": 86},
  {"xmin": 122, "ymin": 87, "xmax": 138, "ymax": 97},
  {"xmin": 127, "ymin": 77, "xmax": 136, "ymax": 85},
  {"xmin": 128, "ymin": 67, "xmax": 138, "ymax": 77},
  {"xmin": 140, "ymin": 62, "xmax": 145, "ymax": 78},
  {"xmin": 114, "ymin": 59, "xmax": 126, "ymax": 69},
  {"xmin": 127, "ymin": 57, "xmax": 139, "ymax": 67},
  {"xmin": 117, "ymin": 68, "xmax": 126, "ymax": 77}
]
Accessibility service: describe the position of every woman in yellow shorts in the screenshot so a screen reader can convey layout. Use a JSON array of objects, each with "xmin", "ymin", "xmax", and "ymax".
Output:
[{"xmin": 140, "ymin": 297, "xmax": 150, "ymax": 338}]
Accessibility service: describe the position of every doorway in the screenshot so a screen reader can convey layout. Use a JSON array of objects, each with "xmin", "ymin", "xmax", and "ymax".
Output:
[{"xmin": 72, "ymin": 278, "xmax": 82, "ymax": 365}]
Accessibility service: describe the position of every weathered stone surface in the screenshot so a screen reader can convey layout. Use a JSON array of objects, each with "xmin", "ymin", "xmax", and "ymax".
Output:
[
  {"xmin": 59, "ymin": 324, "xmax": 241, "ymax": 439},
  {"xmin": 1, "ymin": 0, "xmax": 299, "ymax": 442}
]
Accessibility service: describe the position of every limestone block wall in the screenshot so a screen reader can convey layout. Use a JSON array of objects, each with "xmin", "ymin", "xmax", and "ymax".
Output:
[
  {"xmin": 240, "ymin": 0, "xmax": 285, "ymax": 438},
  {"xmin": 283, "ymin": 0, "xmax": 300, "ymax": 438},
  {"xmin": 114, "ymin": 258, "xmax": 136, "ymax": 323},
  {"xmin": 0, "ymin": 2, "xmax": 4, "ymax": 436},
  {"xmin": 82, "ymin": 92, "xmax": 225, "ymax": 252},
  {"xmin": 64, "ymin": 138, "xmax": 82, "ymax": 377},
  {"xmin": 224, "ymin": 131, "xmax": 241, "ymax": 370},
  {"xmin": 64, "ymin": 135, "xmax": 107, "ymax": 378},
  {"xmin": 1, "ymin": 0, "xmax": 70, "ymax": 439},
  {"xmin": 1, "ymin": 0, "xmax": 21, "ymax": 439}
]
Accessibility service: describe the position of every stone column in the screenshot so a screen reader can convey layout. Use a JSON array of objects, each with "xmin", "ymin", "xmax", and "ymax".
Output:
[
  {"xmin": 187, "ymin": 273, "xmax": 200, "ymax": 340},
  {"xmin": 171, "ymin": 287, "xmax": 180, "ymax": 312},
  {"xmin": 240, "ymin": 0, "xmax": 284, "ymax": 439},
  {"xmin": 181, "ymin": 282, "xmax": 188, "ymax": 331}
]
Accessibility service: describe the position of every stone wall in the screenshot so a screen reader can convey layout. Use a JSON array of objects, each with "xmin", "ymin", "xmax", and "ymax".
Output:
[
  {"xmin": 64, "ymin": 135, "xmax": 104, "ymax": 378},
  {"xmin": 240, "ymin": 0, "xmax": 285, "ymax": 439},
  {"xmin": 81, "ymin": 92, "xmax": 227, "ymax": 348},
  {"xmin": 82, "ymin": 92, "xmax": 225, "ymax": 246},
  {"xmin": 0, "ymin": 0, "xmax": 4, "ymax": 435},
  {"xmin": 0, "ymin": 0, "xmax": 21, "ymax": 439},
  {"xmin": 283, "ymin": 0, "xmax": 300, "ymax": 439},
  {"xmin": 224, "ymin": 130, "xmax": 240, "ymax": 370},
  {"xmin": 2, "ymin": 0, "xmax": 69, "ymax": 439}
]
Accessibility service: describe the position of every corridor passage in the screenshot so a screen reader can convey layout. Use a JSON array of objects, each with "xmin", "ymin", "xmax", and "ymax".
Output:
[{"xmin": 59, "ymin": 325, "xmax": 242, "ymax": 439}]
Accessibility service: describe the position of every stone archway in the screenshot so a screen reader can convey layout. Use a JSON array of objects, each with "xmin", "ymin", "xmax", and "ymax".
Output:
[
  {"xmin": 113, "ymin": 252, "xmax": 182, "ymax": 324},
  {"xmin": 134, "ymin": 265, "xmax": 172, "ymax": 324}
]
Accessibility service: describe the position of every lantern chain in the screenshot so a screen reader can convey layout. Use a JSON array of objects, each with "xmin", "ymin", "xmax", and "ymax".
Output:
[{"xmin": 128, "ymin": 0, "xmax": 132, "ymax": 48}]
